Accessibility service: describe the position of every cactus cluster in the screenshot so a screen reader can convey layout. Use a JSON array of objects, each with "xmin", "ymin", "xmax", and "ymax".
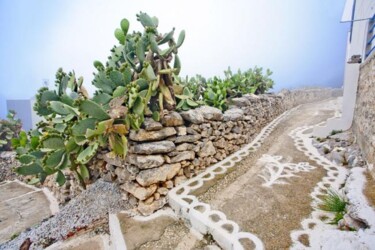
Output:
[
  {"xmin": 11, "ymin": 12, "xmax": 187, "ymax": 187},
  {"xmin": 0, "ymin": 110, "xmax": 22, "ymax": 151}
]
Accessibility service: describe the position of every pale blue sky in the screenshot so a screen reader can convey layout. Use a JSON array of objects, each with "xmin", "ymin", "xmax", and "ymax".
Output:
[{"xmin": 0, "ymin": 0, "xmax": 349, "ymax": 118}]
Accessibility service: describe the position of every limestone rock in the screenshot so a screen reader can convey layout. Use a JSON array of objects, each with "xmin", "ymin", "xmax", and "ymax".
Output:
[
  {"xmin": 198, "ymin": 106, "xmax": 223, "ymax": 121},
  {"xmin": 161, "ymin": 111, "xmax": 184, "ymax": 127},
  {"xmin": 214, "ymin": 138, "xmax": 226, "ymax": 149},
  {"xmin": 231, "ymin": 97, "xmax": 250, "ymax": 107},
  {"xmin": 102, "ymin": 153, "xmax": 125, "ymax": 167},
  {"xmin": 127, "ymin": 154, "xmax": 165, "ymax": 169},
  {"xmin": 142, "ymin": 117, "xmax": 163, "ymax": 131},
  {"xmin": 115, "ymin": 167, "xmax": 133, "ymax": 183},
  {"xmin": 138, "ymin": 197, "xmax": 167, "ymax": 216},
  {"xmin": 157, "ymin": 187, "xmax": 168, "ymax": 195},
  {"xmin": 176, "ymin": 126, "xmax": 187, "ymax": 136},
  {"xmin": 180, "ymin": 109, "xmax": 205, "ymax": 124},
  {"xmin": 129, "ymin": 127, "xmax": 176, "ymax": 142},
  {"xmin": 174, "ymin": 175, "xmax": 187, "ymax": 186},
  {"xmin": 176, "ymin": 143, "xmax": 195, "ymax": 151},
  {"xmin": 136, "ymin": 163, "xmax": 181, "ymax": 186},
  {"xmin": 175, "ymin": 134, "xmax": 202, "ymax": 144},
  {"xmin": 223, "ymin": 108, "xmax": 244, "ymax": 121},
  {"xmin": 198, "ymin": 141, "xmax": 216, "ymax": 157},
  {"xmin": 170, "ymin": 151, "xmax": 195, "ymax": 163},
  {"xmin": 132, "ymin": 141, "xmax": 176, "ymax": 154},
  {"xmin": 121, "ymin": 182, "xmax": 157, "ymax": 200}
]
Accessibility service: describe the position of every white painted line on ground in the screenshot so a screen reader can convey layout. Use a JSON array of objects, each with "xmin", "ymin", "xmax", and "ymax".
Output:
[
  {"xmin": 109, "ymin": 213, "xmax": 127, "ymax": 250},
  {"xmin": 168, "ymin": 107, "xmax": 298, "ymax": 250}
]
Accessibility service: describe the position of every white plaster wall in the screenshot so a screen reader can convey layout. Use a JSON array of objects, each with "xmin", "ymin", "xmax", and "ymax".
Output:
[{"xmin": 313, "ymin": 0, "xmax": 375, "ymax": 137}]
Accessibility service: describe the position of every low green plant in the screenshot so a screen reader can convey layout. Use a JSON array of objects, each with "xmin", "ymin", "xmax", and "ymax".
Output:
[
  {"xmin": 330, "ymin": 130, "xmax": 343, "ymax": 136},
  {"xmin": 319, "ymin": 189, "xmax": 347, "ymax": 225},
  {"xmin": 0, "ymin": 110, "xmax": 22, "ymax": 151},
  {"xmin": 224, "ymin": 66, "xmax": 274, "ymax": 96},
  {"xmin": 203, "ymin": 77, "xmax": 228, "ymax": 111}
]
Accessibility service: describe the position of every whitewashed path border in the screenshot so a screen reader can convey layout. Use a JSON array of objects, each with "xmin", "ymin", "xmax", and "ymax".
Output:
[{"xmin": 168, "ymin": 107, "xmax": 297, "ymax": 250}]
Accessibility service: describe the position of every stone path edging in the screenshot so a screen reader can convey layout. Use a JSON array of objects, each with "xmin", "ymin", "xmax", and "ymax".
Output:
[
  {"xmin": 168, "ymin": 107, "xmax": 298, "ymax": 250},
  {"xmin": 289, "ymin": 125, "xmax": 349, "ymax": 249}
]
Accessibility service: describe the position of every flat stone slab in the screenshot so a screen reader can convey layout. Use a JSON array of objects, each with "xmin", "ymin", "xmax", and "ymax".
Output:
[
  {"xmin": 0, "ymin": 181, "xmax": 36, "ymax": 201},
  {"xmin": 118, "ymin": 213, "xmax": 176, "ymax": 250},
  {"xmin": 0, "ymin": 190, "xmax": 52, "ymax": 243},
  {"xmin": 45, "ymin": 234, "xmax": 109, "ymax": 250}
]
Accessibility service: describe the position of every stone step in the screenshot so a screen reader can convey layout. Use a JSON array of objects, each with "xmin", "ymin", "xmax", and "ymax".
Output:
[{"xmin": 0, "ymin": 181, "xmax": 58, "ymax": 244}]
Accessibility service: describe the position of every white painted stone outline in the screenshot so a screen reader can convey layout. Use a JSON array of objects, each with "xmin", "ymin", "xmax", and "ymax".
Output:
[
  {"xmin": 169, "ymin": 108, "xmax": 297, "ymax": 250},
  {"xmin": 289, "ymin": 125, "xmax": 349, "ymax": 249},
  {"xmin": 258, "ymin": 154, "xmax": 315, "ymax": 187}
]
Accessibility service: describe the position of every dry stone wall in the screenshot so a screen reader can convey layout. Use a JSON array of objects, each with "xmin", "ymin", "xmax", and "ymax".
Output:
[
  {"xmin": 44, "ymin": 88, "xmax": 341, "ymax": 213},
  {"xmin": 353, "ymin": 52, "xmax": 375, "ymax": 177}
]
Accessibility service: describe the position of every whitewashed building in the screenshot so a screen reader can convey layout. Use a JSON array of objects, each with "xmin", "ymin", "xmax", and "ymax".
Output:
[
  {"xmin": 314, "ymin": 0, "xmax": 375, "ymax": 137},
  {"xmin": 6, "ymin": 98, "xmax": 42, "ymax": 131}
]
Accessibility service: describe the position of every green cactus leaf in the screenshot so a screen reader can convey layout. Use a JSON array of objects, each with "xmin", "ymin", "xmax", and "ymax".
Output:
[
  {"xmin": 93, "ymin": 93, "xmax": 112, "ymax": 105},
  {"xmin": 140, "ymin": 64, "xmax": 157, "ymax": 81},
  {"xmin": 52, "ymin": 114, "xmax": 75, "ymax": 123},
  {"xmin": 44, "ymin": 149, "xmax": 65, "ymax": 169},
  {"xmin": 110, "ymin": 70, "xmax": 124, "ymax": 86},
  {"xmin": 93, "ymin": 72, "xmax": 115, "ymax": 94},
  {"xmin": 56, "ymin": 170, "xmax": 66, "ymax": 186},
  {"xmin": 72, "ymin": 118, "xmax": 97, "ymax": 137},
  {"xmin": 58, "ymin": 75, "xmax": 70, "ymax": 96},
  {"xmin": 175, "ymin": 94, "xmax": 189, "ymax": 100},
  {"xmin": 148, "ymin": 33, "xmax": 160, "ymax": 54},
  {"xmin": 34, "ymin": 89, "xmax": 59, "ymax": 116},
  {"xmin": 49, "ymin": 101, "xmax": 79, "ymax": 116},
  {"xmin": 174, "ymin": 55, "xmax": 181, "ymax": 75},
  {"xmin": 158, "ymin": 28, "xmax": 175, "ymax": 45},
  {"xmin": 109, "ymin": 134, "xmax": 128, "ymax": 158},
  {"xmin": 54, "ymin": 123, "xmax": 67, "ymax": 133},
  {"xmin": 152, "ymin": 16, "xmax": 159, "ymax": 27},
  {"xmin": 18, "ymin": 154, "xmax": 36, "ymax": 164},
  {"xmin": 176, "ymin": 30, "xmax": 185, "ymax": 48},
  {"xmin": 115, "ymin": 28, "xmax": 126, "ymax": 45},
  {"xmin": 132, "ymin": 96, "xmax": 145, "ymax": 115},
  {"xmin": 42, "ymin": 136, "xmax": 65, "ymax": 150},
  {"xmin": 57, "ymin": 153, "xmax": 69, "ymax": 170},
  {"xmin": 76, "ymin": 142, "xmax": 99, "ymax": 164},
  {"xmin": 186, "ymin": 99, "xmax": 199, "ymax": 107},
  {"xmin": 93, "ymin": 60, "xmax": 104, "ymax": 70},
  {"xmin": 79, "ymin": 165, "xmax": 90, "ymax": 180},
  {"xmin": 136, "ymin": 79, "xmax": 149, "ymax": 91},
  {"xmin": 137, "ymin": 12, "xmax": 156, "ymax": 28},
  {"xmin": 79, "ymin": 99, "xmax": 111, "ymax": 121},
  {"xmin": 113, "ymin": 86, "xmax": 126, "ymax": 98},
  {"xmin": 123, "ymin": 68, "xmax": 132, "ymax": 85},
  {"xmin": 152, "ymin": 111, "xmax": 160, "ymax": 121},
  {"xmin": 136, "ymin": 40, "xmax": 145, "ymax": 64},
  {"xmin": 65, "ymin": 137, "xmax": 79, "ymax": 153},
  {"xmin": 160, "ymin": 46, "xmax": 174, "ymax": 58},
  {"xmin": 16, "ymin": 163, "xmax": 43, "ymax": 175},
  {"xmin": 120, "ymin": 18, "xmax": 129, "ymax": 35},
  {"xmin": 30, "ymin": 136, "xmax": 40, "ymax": 150},
  {"xmin": 74, "ymin": 135, "xmax": 88, "ymax": 146},
  {"xmin": 176, "ymin": 99, "xmax": 185, "ymax": 110}
]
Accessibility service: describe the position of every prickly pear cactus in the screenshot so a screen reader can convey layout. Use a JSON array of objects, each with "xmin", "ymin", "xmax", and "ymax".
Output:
[{"xmin": 11, "ymin": 12, "xmax": 187, "ymax": 188}]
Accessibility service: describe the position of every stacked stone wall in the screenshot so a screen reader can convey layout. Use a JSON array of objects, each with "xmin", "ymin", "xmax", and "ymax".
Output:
[
  {"xmin": 44, "ymin": 88, "xmax": 341, "ymax": 212},
  {"xmin": 353, "ymin": 53, "xmax": 375, "ymax": 177}
]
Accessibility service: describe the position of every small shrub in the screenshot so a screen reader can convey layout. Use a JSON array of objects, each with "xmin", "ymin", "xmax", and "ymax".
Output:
[
  {"xmin": 330, "ymin": 130, "xmax": 343, "ymax": 136},
  {"xmin": 319, "ymin": 189, "xmax": 347, "ymax": 225},
  {"xmin": 0, "ymin": 110, "xmax": 22, "ymax": 151},
  {"xmin": 319, "ymin": 189, "xmax": 346, "ymax": 212}
]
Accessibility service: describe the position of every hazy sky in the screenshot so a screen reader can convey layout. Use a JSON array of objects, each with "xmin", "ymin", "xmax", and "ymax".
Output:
[{"xmin": 0, "ymin": 0, "xmax": 349, "ymax": 118}]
